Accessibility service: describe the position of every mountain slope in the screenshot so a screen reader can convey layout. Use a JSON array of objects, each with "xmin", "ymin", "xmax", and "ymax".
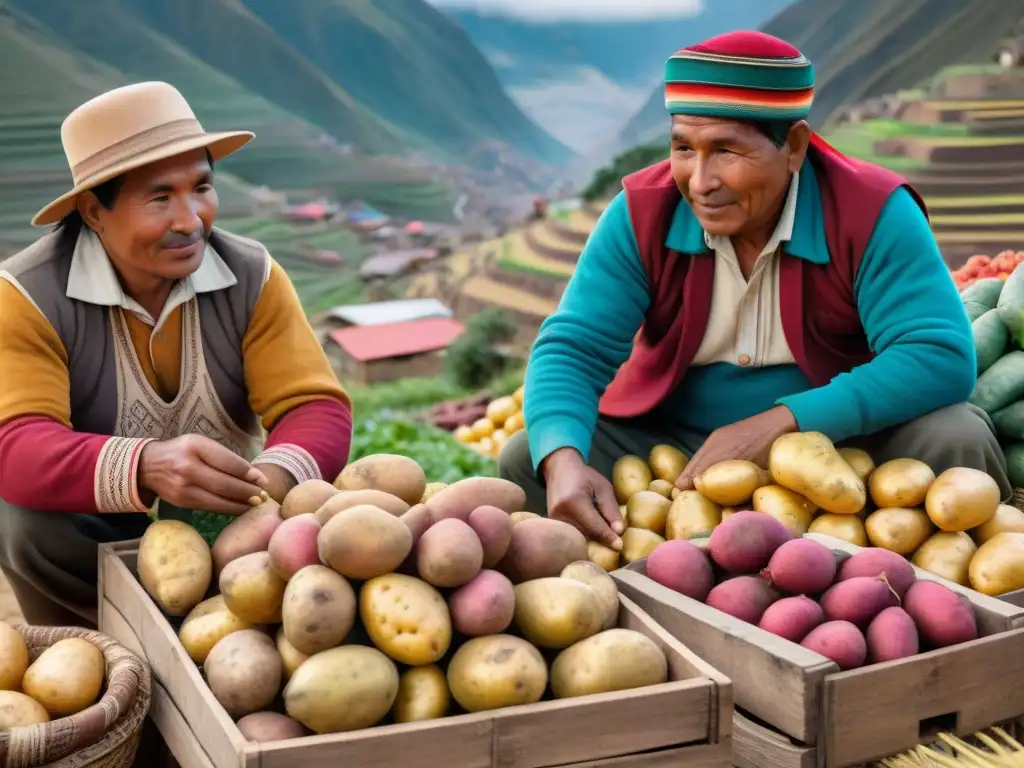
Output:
[{"xmin": 239, "ymin": 0, "xmax": 571, "ymax": 165}]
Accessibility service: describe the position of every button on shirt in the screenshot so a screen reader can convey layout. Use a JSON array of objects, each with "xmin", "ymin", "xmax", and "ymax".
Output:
[{"xmin": 691, "ymin": 171, "xmax": 800, "ymax": 369}]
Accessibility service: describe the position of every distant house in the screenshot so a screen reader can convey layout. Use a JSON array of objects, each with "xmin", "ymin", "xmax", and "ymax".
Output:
[
  {"xmin": 282, "ymin": 200, "xmax": 340, "ymax": 222},
  {"xmin": 359, "ymin": 248, "xmax": 438, "ymax": 280},
  {"xmin": 345, "ymin": 203, "xmax": 391, "ymax": 232},
  {"xmin": 326, "ymin": 317, "xmax": 466, "ymax": 383},
  {"xmin": 325, "ymin": 298, "xmax": 453, "ymax": 328}
]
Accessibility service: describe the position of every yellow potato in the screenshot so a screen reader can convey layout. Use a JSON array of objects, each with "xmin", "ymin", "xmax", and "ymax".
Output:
[
  {"xmin": 469, "ymin": 418, "xmax": 495, "ymax": 441},
  {"xmin": 839, "ymin": 447, "xmax": 876, "ymax": 484},
  {"xmin": 912, "ymin": 531, "xmax": 977, "ymax": 586},
  {"xmin": 864, "ymin": 507, "xmax": 934, "ymax": 554},
  {"xmin": 204, "ymin": 629, "xmax": 282, "ymax": 718},
  {"xmin": 510, "ymin": 511, "xmax": 539, "ymax": 526},
  {"xmin": 620, "ymin": 528, "xmax": 665, "ymax": 564},
  {"xmin": 648, "ymin": 444, "xmax": 688, "ymax": 483},
  {"xmin": 276, "ymin": 627, "xmax": 310, "ymax": 682},
  {"xmin": 973, "ymin": 503, "xmax": 1024, "ymax": 545},
  {"xmin": 612, "ymin": 455, "xmax": 652, "ymax": 504},
  {"xmin": 513, "ymin": 578, "xmax": 603, "ymax": 649},
  {"xmin": 648, "ymin": 479, "xmax": 675, "ymax": 499},
  {"xmin": 769, "ymin": 432, "xmax": 866, "ymax": 515},
  {"xmin": 925, "ymin": 467, "xmax": 1000, "ymax": 532},
  {"xmin": 179, "ymin": 595, "xmax": 254, "ymax": 665},
  {"xmin": 219, "ymin": 552, "xmax": 287, "ymax": 624},
  {"xmin": 360, "ymin": 574, "xmax": 451, "ymax": 665},
  {"xmin": 453, "ymin": 425, "xmax": 473, "ymax": 443},
  {"xmin": 318, "ymin": 504, "xmax": 413, "ymax": 580},
  {"xmin": 869, "ymin": 459, "xmax": 935, "ymax": 509},
  {"xmin": 393, "ymin": 665, "xmax": 450, "ymax": 723},
  {"xmin": 694, "ymin": 460, "xmax": 771, "ymax": 506},
  {"xmin": 512, "ymin": 385, "xmax": 525, "ymax": 407},
  {"xmin": 0, "ymin": 621, "xmax": 29, "ymax": 691},
  {"xmin": 446, "ymin": 634, "xmax": 547, "ymax": 712},
  {"xmin": 625, "ymin": 491, "xmax": 672, "ymax": 535},
  {"xmin": 486, "ymin": 395, "xmax": 519, "ymax": 426},
  {"xmin": 721, "ymin": 507, "xmax": 738, "ymax": 521},
  {"xmin": 22, "ymin": 638, "xmax": 104, "ymax": 716},
  {"xmin": 753, "ymin": 485, "xmax": 817, "ymax": 536},
  {"xmin": 561, "ymin": 560, "xmax": 620, "ymax": 630},
  {"xmin": 281, "ymin": 480, "xmax": 339, "ymax": 519},
  {"xmin": 665, "ymin": 491, "xmax": 721, "ymax": 541},
  {"xmin": 285, "ymin": 645, "xmax": 398, "ymax": 733},
  {"xmin": 969, "ymin": 531, "xmax": 1024, "ymax": 596},
  {"xmin": 420, "ymin": 482, "xmax": 448, "ymax": 503},
  {"xmin": 282, "ymin": 565, "xmax": 357, "ymax": 655},
  {"xmin": 587, "ymin": 541, "xmax": 621, "ymax": 572},
  {"xmin": 335, "ymin": 454, "xmax": 427, "ymax": 506},
  {"xmin": 504, "ymin": 411, "xmax": 525, "ymax": 435},
  {"xmin": 137, "ymin": 519, "xmax": 212, "ymax": 616},
  {"xmin": 550, "ymin": 628, "xmax": 668, "ymax": 699},
  {"xmin": 0, "ymin": 690, "xmax": 49, "ymax": 728},
  {"xmin": 808, "ymin": 513, "xmax": 868, "ymax": 547}
]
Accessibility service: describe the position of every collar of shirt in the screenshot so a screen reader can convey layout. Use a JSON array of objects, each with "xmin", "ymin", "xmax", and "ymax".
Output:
[{"xmin": 66, "ymin": 226, "xmax": 237, "ymax": 327}]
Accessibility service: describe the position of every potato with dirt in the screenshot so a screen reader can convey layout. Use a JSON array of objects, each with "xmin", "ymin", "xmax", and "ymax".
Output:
[
  {"xmin": 138, "ymin": 519, "xmax": 212, "ymax": 616},
  {"xmin": 551, "ymin": 629, "xmax": 668, "ymax": 699},
  {"xmin": 178, "ymin": 595, "xmax": 254, "ymax": 664},
  {"xmin": 336, "ymin": 454, "xmax": 427, "ymax": 506},
  {"xmin": 426, "ymin": 477, "xmax": 526, "ymax": 521},
  {"xmin": 210, "ymin": 499, "xmax": 283, "ymax": 574},
  {"xmin": 282, "ymin": 565, "xmax": 357, "ymax": 655},
  {"xmin": 318, "ymin": 504, "xmax": 413, "ymax": 580},
  {"xmin": 496, "ymin": 517, "xmax": 587, "ymax": 582},
  {"xmin": 361, "ymin": 574, "xmax": 452, "ymax": 665},
  {"xmin": 204, "ymin": 629, "xmax": 282, "ymax": 718},
  {"xmin": 446, "ymin": 634, "xmax": 547, "ymax": 712},
  {"xmin": 219, "ymin": 551, "xmax": 288, "ymax": 624},
  {"xmin": 417, "ymin": 518, "xmax": 484, "ymax": 587},
  {"xmin": 22, "ymin": 637, "xmax": 105, "ymax": 716}
]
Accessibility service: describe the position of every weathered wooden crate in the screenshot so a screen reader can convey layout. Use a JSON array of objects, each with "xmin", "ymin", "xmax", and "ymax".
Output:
[
  {"xmin": 611, "ymin": 533, "xmax": 1024, "ymax": 768},
  {"xmin": 98, "ymin": 540, "xmax": 733, "ymax": 768}
]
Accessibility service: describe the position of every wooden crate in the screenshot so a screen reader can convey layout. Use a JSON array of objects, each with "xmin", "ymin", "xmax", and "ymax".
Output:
[
  {"xmin": 98, "ymin": 540, "xmax": 733, "ymax": 768},
  {"xmin": 611, "ymin": 533, "xmax": 1024, "ymax": 768}
]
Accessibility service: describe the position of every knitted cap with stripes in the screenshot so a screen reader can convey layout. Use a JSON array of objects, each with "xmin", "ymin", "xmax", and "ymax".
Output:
[{"xmin": 665, "ymin": 30, "xmax": 814, "ymax": 121}]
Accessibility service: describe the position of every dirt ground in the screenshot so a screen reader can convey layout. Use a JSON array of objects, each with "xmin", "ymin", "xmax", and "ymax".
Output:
[{"xmin": 0, "ymin": 570, "xmax": 24, "ymax": 624}]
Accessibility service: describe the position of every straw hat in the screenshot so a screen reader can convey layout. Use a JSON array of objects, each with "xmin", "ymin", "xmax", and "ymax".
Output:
[{"xmin": 32, "ymin": 81, "xmax": 255, "ymax": 226}]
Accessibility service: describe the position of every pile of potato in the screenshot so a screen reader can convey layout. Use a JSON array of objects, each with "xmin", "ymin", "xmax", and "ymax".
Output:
[
  {"xmin": 608, "ymin": 432, "xmax": 1024, "ymax": 597},
  {"xmin": 453, "ymin": 386, "xmax": 525, "ymax": 459},
  {"xmin": 0, "ymin": 623, "xmax": 107, "ymax": 730},
  {"xmin": 644, "ymin": 513, "xmax": 980, "ymax": 671},
  {"xmin": 136, "ymin": 452, "xmax": 670, "ymax": 741}
]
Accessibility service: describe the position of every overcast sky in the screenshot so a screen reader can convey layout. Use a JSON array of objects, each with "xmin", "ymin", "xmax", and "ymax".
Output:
[{"xmin": 427, "ymin": 0, "xmax": 704, "ymax": 22}]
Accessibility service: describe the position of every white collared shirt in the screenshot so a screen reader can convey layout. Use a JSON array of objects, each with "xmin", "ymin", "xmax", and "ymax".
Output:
[
  {"xmin": 691, "ymin": 172, "xmax": 799, "ymax": 368},
  {"xmin": 66, "ymin": 226, "xmax": 237, "ymax": 333}
]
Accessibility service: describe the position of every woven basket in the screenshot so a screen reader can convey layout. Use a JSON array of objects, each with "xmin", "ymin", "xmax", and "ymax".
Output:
[
  {"xmin": 0, "ymin": 626, "xmax": 151, "ymax": 768},
  {"xmin": 1012, "ymin": 487, "xmax": 1024, "ymax": 512}
]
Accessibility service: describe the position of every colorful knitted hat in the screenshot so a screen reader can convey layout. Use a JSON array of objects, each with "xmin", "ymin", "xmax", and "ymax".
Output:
[{"xmin": 665, "ymin": 30, "xmax": 814, "ymax": 121}]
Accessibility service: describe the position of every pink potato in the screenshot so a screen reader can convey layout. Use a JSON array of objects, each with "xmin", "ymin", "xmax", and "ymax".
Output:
[
  {"xmin": 707, "ymin": 511, "xmax": 792, "ymax": 574},
  {"xmin": 401, "ymin": 504, "xmax": 435, "ymax": 545},
  {"xmin": 645, "ymin": 540, "xmax": 715, "ymax": 602},
  {"xmin": 495, "ymin": 517, "xmax": 588, "ymax": 583},
  {"xmin": 706, "ymin": 575, "xmax": 780, "ymax": 624},
  {"xmin": 866, "ymin": 607, "xmax": 919, "ymax": 662},
  {"xmin": 762, "ymin": 538, "xmax": 836, "ymax": 595},
  {"xmin": 758, "ymin": 596, "xmax": 825, "ymax": 643},
  {"xmin": 800, "ymin": 620, "xmax": 867, "ymax": 670},
  {"xmin": 903, "ymin": 580, "xmax": 978, "ymax": 648},
  {"xmin": 467, "ymin": 506, "xmax": 513, "ymax": 568},
  {"xmin": 820, "ymin": 576, "xmax": 898, "ymax": 629},
  {"xmin": 268, "ymin": 515, "xmax": 323, "ymax": 580},
  {"xmin": 836, "ymin": 548, "xmax": 916, "ymax": 599},
  {"xmin": 449, "ymin": 569, "xmax": 515, "ymax": 636},
  {"xmin": 417, "ymin": 518, "xmax": 484, "ymax": 588},
  {"xmin": 237, "ymin": 711, "xmax": 308, "ymax": 742}
]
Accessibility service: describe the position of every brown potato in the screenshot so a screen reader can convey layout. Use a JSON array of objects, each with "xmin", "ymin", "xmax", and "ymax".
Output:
[
  {"xmin": 393, "ymin": 665, "xmax": 450, "ymax": 723},
  {"xmin": 620, "ymin": 527, "xmax": 665, "ymax": 564},
  {"xmin": 648, "ymin": 444, "xmax": 688, "ymax": 483},
  {"xmin": 446, "ymin": 634, "xmax": 547, "ymax": 713},
  {"xmin": 973, "ymin": 503, "xmax": 1024, "ymax": 545},
  {"xmin": 205, "ymin": 630, "xmax": 282, "ymax": 718},
  {"xmin": 969, "ymin": 532, "xmax": 1024, "ymax": 596},
  {"xmin": 665, "ymin": 490, "xmax": 721, "ymax": 541},
  {"xmin": 0, "ymin": 621, "xmax": 29, "ymax": 691},
  {"xmin": 0, "ymin": 690, "xmax": 49, "ymax": 728},
  {"xmin": 178, "ymin": 595, "xmax": 254, "ymax": 665},
  {"xmin": 282, "ymin": 565, "xmax": 357, "ymax": 655},
  {"xmin": 626, "ymin": 491, "xmax": 672, "ymax": 535},
  {"xmin": 808, "ymin": 513, "xmax": 868, "ymax": 547},
  {"xmin": 495, "ymin": 517, "xmax": 588, "ymax": 583},
  {"xmin": 587, "ymin": 541, "xmax": 621, "ymax": 572},
  {"xmin": 137, "ymin": 519, "xmax": 212, "ymax": 617},
  {"xmin": 318, "ymin": 504, "xmax": 413, "ymax": 580},
  {"xmin": 361, "ymin": 574, "xmax": 451, "ymax": 665},
  {"xmin": 281, "ymin": 480, "xmax": 339, "ymax": 519},
  {"xmin": 335, "ymin": 454, "xmax": 426, "ymax": 506},
  {"xmin": 550, "ymin": 629, "xmax": 668, "ymax": 699},
  {"xmin": 769, "ymin": 432, "xmax": 866, "ymax": 515},
  {"xmin": 561, "ymin": 560, "xmax": 620, "ymax": 630},
  {"xmin": 864, "ymin": 507, "xmax": 934, "ymax": 554},
  {"xmin": 869, "ymin": 459, "xmax": 935, "ymax": 509},
  {"xmin": 838, "ymin": 447, "xmax": 875, "ymax": 484},
  {"xmin": 612, "ymin": 455, "xmax": 652, "ymax": 504},
  {"xmin": 22, "ymin": 638, "xmax": 104, "ymax": 716},
  {"xmin": 219, "ymin": 552, "xmax": 288, "ymax": 624},
  {"xmin": 513, "ymin": 578, "xmax": 603, "ymax": 649},
  {"xmin": 237, "ymin": 711, "xmax": 307, "ymax": 742},
  {"xmin": 753, "ymin": 485, "xmax": 817, "ymax": 536},
  {"xmin": 695, "ymin": 460, "xmax": 770, "ymax": 506},
  {"xmin": 925, "ymin": 467, "xmax": 1000, "ymax": 532},
  {"xmin": 314, "ymin": 489, "xmax": 410, "ymax": 524},
  {"xmin": 210, "ymin": 499, "xmax": 284, "ymax": 575},
  {"xmin": 276, "ymin": 627, "xmax": 310, "ymax": 682},
  {"xmin": 912, "ymin": 531, "xmax": 977, "ymax": 586},
  {"xmin": 417, "ymin": 518, "xmax": 484, "ymax": 587},
  {"xmin": 426, "ymin": 477, "xmax": 526, "ymax": 522}
]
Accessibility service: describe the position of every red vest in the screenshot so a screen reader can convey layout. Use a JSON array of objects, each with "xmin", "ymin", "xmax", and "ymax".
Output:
[{"xmin": 598, "ymin": 135, "xmax": 927, "ymax": 419}]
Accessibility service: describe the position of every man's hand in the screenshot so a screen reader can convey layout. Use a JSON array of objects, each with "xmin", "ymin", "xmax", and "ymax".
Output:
[
  {"xmin": 674, "ymin": 405, "xmax": 798, "ymax": 491},
  {"xmin": 138, "ymin": 435, "xmax": 268, "ymax": 516},
  {"xmin": 543, "ymin": 448, "xmax": 624, "ymax": 551}
]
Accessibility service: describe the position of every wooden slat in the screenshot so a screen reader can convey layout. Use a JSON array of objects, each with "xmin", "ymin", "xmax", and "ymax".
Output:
[
  {"xmin": 566, "ymin": 742, "xmax": 731, "ymax": 768},
  {"xmin": 732, "ymin": 712, "xmax": 817, "ymax": 768}
]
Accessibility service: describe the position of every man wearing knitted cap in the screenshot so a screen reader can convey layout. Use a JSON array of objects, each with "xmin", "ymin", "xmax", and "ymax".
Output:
[{"xmin": 499, "ymin": 31, "xmax": 1008, "ymax": 550}]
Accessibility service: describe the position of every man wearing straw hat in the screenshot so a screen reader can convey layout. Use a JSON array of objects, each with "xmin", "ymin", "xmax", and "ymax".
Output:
[
  {"xmin": 500, "ymin": 31, "xmax": 1010, "ymax": 549},
  {"xmin": 0, "ymin": 82, "xmax": 353, "ymax": 626}
]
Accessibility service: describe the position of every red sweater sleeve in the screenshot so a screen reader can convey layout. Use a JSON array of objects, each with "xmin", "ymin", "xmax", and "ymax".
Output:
[
  {"xmin": 253, "ymin": 399, "xmax": 353, "ymax": 484},
  {"xmin": 0, "ymin": 416, "xmax": 153, "ymax": 513}
]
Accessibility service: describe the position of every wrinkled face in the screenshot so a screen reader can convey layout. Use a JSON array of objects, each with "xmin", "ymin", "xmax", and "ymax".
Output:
[
  {"xmin": 669, "ymin": 115, "xmax": 807, "ymax": 238},
  {"xmin": 79, "ymin": 149, "xmax": 218, "ymax": 282}
]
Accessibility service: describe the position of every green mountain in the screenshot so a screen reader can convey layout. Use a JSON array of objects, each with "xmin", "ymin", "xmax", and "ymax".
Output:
[{"xmin": 615, "ymin": 0, "xmax": 1024, "ymax": 149}]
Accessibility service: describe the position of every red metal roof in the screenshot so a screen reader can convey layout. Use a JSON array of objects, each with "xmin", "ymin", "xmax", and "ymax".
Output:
[{"xmin": 328, "ymin": 317, "xmax": 466, "ymax": 363}]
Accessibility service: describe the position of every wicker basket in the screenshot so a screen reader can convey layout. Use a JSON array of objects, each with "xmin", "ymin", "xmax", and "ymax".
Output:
[
  {"xmin": 1012, "ymin": 487, "xmax": 1024, "ymax": 512},
  {"xmin": 0, "ymin": 626, "xmax": 151, "ymax": 768}
]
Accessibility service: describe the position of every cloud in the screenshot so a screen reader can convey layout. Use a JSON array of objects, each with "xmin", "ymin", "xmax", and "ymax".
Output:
[{"xmin": 429, "ymin": 0, "xmax": 704, "ymax": 22}]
